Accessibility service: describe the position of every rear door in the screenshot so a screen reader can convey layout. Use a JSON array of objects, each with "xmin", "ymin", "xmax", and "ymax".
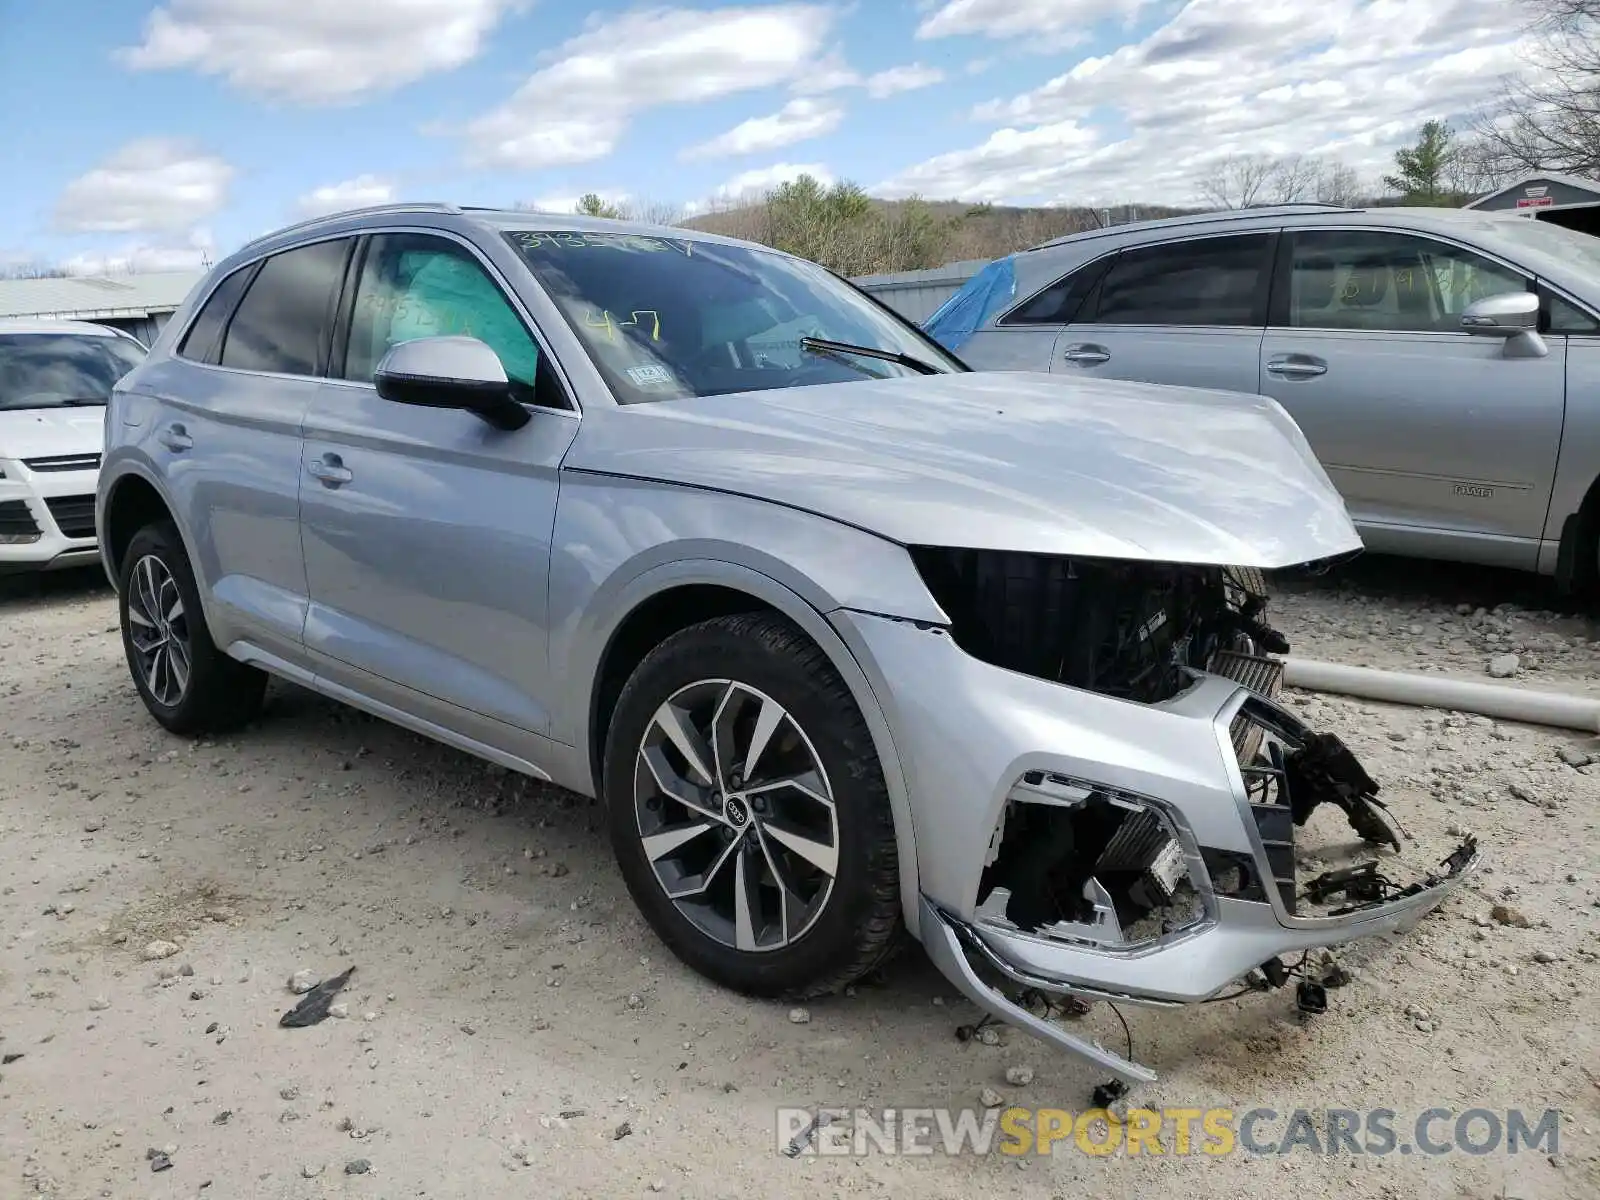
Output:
[
  {"xmin": 150, "ymin": 237, "xmax": 353, "ymax": 659},
  {"xmin": 1048, "ymin": 232, "xmax": 1274, "ymax": 394},
  {"xmin": 1258, "ymin": 227, "xmax": 1565, "ymax": 566},
  {"xmin": 298, "ymin": 229, "xmax": 580, "ymax": 739}
]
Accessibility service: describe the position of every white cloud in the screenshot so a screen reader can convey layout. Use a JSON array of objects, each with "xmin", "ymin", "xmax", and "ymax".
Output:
[
  {"xmin": 296, "ymin": 174, "xmax": 396, "ymax": 218},
  {"xmin": 882, "ymin": 0, "xmax": 1536, "ymax": 206},
  {"xmin": 518, "ymin": 190, "xmax": 631, "ymax": 214},
  {"xmin": 682, "ymin": 162, "xmax": 835, "ymax": 214},
  {"xmin": 60, "ymin": 229, "xmax": 217, "ymax": 276},
  {"xmin": 682, "ymin": 98, "xmax": 844, "ymax": 160},
  {"xmin": 456, "ymin": 5, "xmax": 834, "ymax": 169},
  {"xmin": 916, "ymin": 0, "xmax": 1139, "ymax": 41},
  {"xmin": 790, "ymin": 48, "xmax": 862, "ymax": 94},
  {"xmin": 115, "ymin": 0, "xmax": 523, "ymax": 105},
  {"xmin": 864, "ymin": 63, "xmax": 945, "ymax": 99},
  {"xmin": 55, "ymin": 139, "xmax": 233, "ymax": 234}
]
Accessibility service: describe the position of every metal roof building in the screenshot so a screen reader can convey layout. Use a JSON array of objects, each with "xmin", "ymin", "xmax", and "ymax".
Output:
[
  {"xmin": 0, "ymin": 271, "xmax": 204, "ymax": 346},
  {"xmin": 1466, "ymin": 172, "xmax": 1600, "ymax": 235}
]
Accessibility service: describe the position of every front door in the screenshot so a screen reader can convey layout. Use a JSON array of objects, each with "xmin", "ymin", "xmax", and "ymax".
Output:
[
  {"xmin": 298, "ymin": 230, "xmax": 580, "ymax": 736},
  {"xmin": 1048, "ymin": 232, "xmax": 1273, "ymax": 395},
  {"xmin": 1258, "ymin": 227, "xmax": 1566, "ymax": 567}
]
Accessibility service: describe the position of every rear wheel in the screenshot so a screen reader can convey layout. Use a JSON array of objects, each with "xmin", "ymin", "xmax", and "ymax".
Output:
[
  {"xmin": 118, "ymin": 521, "xmax": 266, "ymax": 734},
  {"xmin": 603, "ymin": 612, "xmax": 902, "ymax": 1000}
]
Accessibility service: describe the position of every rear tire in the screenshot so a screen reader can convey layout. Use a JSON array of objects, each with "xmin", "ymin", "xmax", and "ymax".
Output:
[
  {"xmin": 603, "ymin": 612, "xmax": 903, "ymax": 1001},
  {"xmin": 118, "ymin": 521, "xmax": 266, "ymax": 735}
]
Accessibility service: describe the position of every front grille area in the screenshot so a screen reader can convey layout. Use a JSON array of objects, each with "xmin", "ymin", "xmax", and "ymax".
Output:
[
  {"xmin": 44, "ymin": 494, "xmax": 97, "ymax": 540},
  {"xmin": 1208, "ymin": 649, "xmax": 1287, "ymax": 763},
  {"xmin": 23, "ymin": 452, "xmax": 101, "ymax": 473},
  {"xmin": 0, "ymin": 499, "xmax": 41, "ymax": 541},
  {"xmin": 1226, "ymin": 694, "xmax": 1304, "ymax": 914}
]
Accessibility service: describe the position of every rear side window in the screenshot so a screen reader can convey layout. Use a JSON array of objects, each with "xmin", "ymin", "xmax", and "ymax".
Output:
[
  {"xmin": 1090, "ymin": 234, "xmax": 1273, "ymax": 327},
  {"xmin": 1002, "ymin": 256, "xmax": 1113, "ymax": 326},
  {"xmin": 178, "ymin": 264, "xmax": 255, "ymax": 365},
  {"xmin": 220, "ymin": 238, "xmax": 353, "ymax": 376}
]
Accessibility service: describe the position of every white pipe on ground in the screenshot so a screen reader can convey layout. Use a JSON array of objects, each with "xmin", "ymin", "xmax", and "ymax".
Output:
[{"xmin": 1280, "ymin": 657, "xmax": 1600, "ymax": 734}]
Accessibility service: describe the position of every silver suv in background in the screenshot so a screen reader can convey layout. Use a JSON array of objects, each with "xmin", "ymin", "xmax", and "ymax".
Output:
[
  {"xmin": 935, "ymin": 205, "xmax": 1600, "ymax": 589},
  {"xmin": 96, "ymin": 204, "xmax": 1476, "ymax": 1084}
]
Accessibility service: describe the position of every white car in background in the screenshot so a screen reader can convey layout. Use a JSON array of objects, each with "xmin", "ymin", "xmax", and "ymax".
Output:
[{"xmin": 0, "ymin": 320, "xmax": 146, "ymax": 572}]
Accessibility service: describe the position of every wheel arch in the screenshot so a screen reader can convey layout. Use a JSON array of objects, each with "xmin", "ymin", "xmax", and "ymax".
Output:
[
  {"xmin": 1555, "ymin": 470, "xmax": 1600, "ymax": 594},
  {"xmin": 583, "ymin": 560, "xmax": 923, "ymax": 938},
  {"xmin": 100, "ymin": 467, "xmax": 183, "ymax": 590}
]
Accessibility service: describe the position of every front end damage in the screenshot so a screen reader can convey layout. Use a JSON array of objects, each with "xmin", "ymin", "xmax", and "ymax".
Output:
[{"xmin": 835, "ymin": 548, "xmax": 1482, "ymax": 1086}]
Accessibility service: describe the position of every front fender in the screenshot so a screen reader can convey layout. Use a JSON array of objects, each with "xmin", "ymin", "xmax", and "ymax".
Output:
[{"xmin": 548, "ymin": 475, "xmax": 937, "ymax": 935}]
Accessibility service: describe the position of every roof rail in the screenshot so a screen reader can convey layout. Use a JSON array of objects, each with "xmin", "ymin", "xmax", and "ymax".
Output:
[
  {"xmin": 237, "ymin": 202, "xmax": 467, "ymax": 252},
  {"xmin": 1028, "ymin": 203, "xmax": 1355, "ymax": 252}
]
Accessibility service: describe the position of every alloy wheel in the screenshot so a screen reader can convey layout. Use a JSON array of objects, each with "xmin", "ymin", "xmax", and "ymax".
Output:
[
  {"xmin": 126, "ymin": 553, "xmax": 191, "ymax": 707},
  {"xmin": 633, "ymin": 679, "xmax": 840, "ymax": 953}
]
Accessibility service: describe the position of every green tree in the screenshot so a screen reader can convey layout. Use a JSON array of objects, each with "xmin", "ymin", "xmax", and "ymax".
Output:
[
  {"xmin": 574, "ymin": 192, "xmax": 624, "ymax": 219},
  {"xmin": 1383, "ymin": 121, "xmax": 1460, "ymax": 205}
]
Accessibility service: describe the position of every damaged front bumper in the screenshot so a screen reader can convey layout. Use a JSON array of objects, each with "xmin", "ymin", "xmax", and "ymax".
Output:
[{"xmin": 830, "ymin": 610, "xmax": 1483, "ymax": 1084}]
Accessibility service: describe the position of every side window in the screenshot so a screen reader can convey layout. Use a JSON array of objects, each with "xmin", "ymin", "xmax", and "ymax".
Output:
[
  {"xmin": 178, "ymin": 264, "xmax": 255, "ymax": 365},
  {"xmin": 220, "ymin": 238, "xmax": 352, "ymax": 375},
  {"xmin": 1284, "ymin": 230, "xmax": 1529, "ymax": 333},
  {"xmin": 342, "ymin": 233, "xmax": 565, "ymax": 407},
  {"xmin": 1002, "ymin": 257, "xmax": 1113, "ymax": 326},
  {"xmin": 1089, "ymin": 234, "xmax": 1272, "ymax": 327},
  {"xmin": 1546, "ymin": 290, "xmax": 1600, "ymax": 335}
]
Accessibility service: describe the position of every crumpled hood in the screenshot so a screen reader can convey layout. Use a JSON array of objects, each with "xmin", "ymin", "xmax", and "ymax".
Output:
[
  {"xmin": 566, "ymin": 371, "xmax": 1362, "ymax": 568},
  {"xmin": 0, "ymin": 407, "xmax": 104, "ymax": 462}
]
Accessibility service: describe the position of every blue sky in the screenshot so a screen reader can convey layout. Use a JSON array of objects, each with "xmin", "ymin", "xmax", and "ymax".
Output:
[{"xmin": 0, "ymin": 0, "xmax": 1535, "ymax": 274}]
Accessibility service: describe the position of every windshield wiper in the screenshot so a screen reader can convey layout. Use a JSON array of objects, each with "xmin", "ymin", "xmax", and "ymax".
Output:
[{"xmin": 799, "ymin": 336, "xmax": 944, "ymax": 376}]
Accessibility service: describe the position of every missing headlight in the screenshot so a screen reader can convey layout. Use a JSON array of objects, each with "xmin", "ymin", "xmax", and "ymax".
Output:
[
  {"xmin": 908, "ymin": 547, "xmax": 1286, "ymax": 704},
  {"xmin": 976, "ymin": 775, "xmax": 1205, "ymax": 949}
]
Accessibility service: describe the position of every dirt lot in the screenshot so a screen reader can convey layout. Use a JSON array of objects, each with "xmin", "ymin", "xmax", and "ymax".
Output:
[{"xmin": 2, "ymin": 557, "xmax": 1597, "ymax": 1200}]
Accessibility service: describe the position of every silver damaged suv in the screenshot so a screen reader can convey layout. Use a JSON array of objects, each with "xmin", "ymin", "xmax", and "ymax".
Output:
[{"xmin": 97, "ymin": 204, "xmax": 1479, "ymax": 1082}]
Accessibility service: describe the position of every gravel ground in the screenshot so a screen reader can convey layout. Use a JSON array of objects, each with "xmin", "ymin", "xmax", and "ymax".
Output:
[{"xmin": 2, "ymin": 557, "xmax": 1597, "ymax": 1200}]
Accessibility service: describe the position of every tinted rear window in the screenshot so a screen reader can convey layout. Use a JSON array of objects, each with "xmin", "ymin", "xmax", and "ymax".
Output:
[
  {"xmin": 220, "ymin": 238, "xmax": 352, "ymax": 376},
  {"xmin": 1092, "ymin": 234, "xmax": 1272, "ymax": 327}
]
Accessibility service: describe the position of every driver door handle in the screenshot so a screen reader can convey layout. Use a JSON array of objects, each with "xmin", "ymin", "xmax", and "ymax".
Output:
[
  {"xmin": 1061, "ymin": 343, "xmax": 1111, "ymax": 366},
  {"xmin": 1266, "ymin": 355, "xmax": 1328, "ymax": 378},
  {"xmin": 306, "ymin": 453, "xmax": 353, "ymax": 487}
]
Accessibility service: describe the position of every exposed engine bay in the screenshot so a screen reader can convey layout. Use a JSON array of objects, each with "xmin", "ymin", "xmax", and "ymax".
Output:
[
  {"xmin": 910, "ymin": 548, "xmax": 1467, "ymax": 950},
  {"xmin": 908, "ymin": 547, "xmax": 1288, "ymax": 705}
]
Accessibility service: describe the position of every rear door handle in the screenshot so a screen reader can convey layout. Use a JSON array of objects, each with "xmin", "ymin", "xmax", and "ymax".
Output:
[
  {"xmin": 158, "ymin": 423, "xmax": 193, "ymax": 452},
  {"xmin": 1061, "ymin": 343, "xmax": 1111, "ymax": 366},
  {"xmin": 1266, "ymin": 355, "xmax": 1328, "ymax": 378},
  {"xmin": 306, "ymin": 453, "xmax": 353, "ymax": 487}
]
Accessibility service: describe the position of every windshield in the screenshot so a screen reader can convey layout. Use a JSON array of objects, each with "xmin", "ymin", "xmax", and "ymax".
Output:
[
  {"xmin": 0, "ymin": 332, "xmax": 146, "ymax": 411},
  {"xmin": 502, "ymin": 230, "xmax": 964, "ymax": 402},
  {"xmin": 1484, "ymin": 215, "xmax": 1600, "ymax": 280}
]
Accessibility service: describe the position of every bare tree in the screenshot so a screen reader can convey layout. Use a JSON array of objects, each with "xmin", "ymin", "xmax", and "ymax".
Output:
[
  {"xmin": 1268, "ymin": 154, "xmax": 1324, "ymax": 203},
  {"xmin": 1313, "ymin": 160, "xmax": 1366, "ymax": 206},
  {"xmin": 1470, "ymin": 0, "xmax": 1600, "ymax": 177},
  {"xmin": 0, "ymin": 261, "xmax": 70, "ymax": 280},
  {"xmin": 1196, "ymin": 154, "xmax": 1280, "ymax": 209}
]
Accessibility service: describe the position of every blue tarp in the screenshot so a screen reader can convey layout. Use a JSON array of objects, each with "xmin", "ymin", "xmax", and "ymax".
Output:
[{"xmin": 921, "ymin": 255, "xmax": 1015, "ymax": 351}]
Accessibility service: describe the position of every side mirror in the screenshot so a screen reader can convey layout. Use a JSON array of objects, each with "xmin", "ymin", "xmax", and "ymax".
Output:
[
  {"xmin": 373, "ymin": 336, "xmax": 530, "ymax": 431},
  {"xmin": 1460, "ymin": 291, "xmax": 1538, "ymax": 336}
]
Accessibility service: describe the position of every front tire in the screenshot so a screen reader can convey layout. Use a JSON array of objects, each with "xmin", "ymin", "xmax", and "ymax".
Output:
[
  {"xmin": 118, "ymin": 521, "xmax": 266, "ymax": 735},
  {"xmin": 603, "ymin": 612, "xmax": 902, "ymax": 1000}
]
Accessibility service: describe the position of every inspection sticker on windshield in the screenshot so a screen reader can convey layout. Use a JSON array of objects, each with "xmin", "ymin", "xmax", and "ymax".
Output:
[{"xmin": 626, "ymin": 364, "xmax": 675, "ymax": 388}]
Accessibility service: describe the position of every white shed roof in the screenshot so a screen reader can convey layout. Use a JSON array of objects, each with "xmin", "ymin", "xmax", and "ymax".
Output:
[{"xmin": 0, "ymin": 271, "xmax": 204, "ymax": 320}]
